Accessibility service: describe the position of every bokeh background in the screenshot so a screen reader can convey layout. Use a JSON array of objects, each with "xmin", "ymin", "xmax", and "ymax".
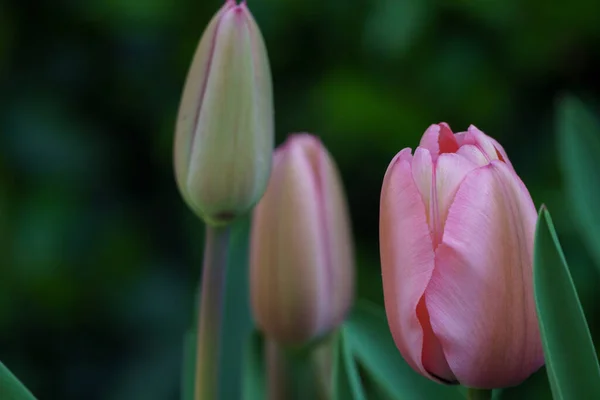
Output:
[{"xmin": 1, "ymin": 0, "xmax": 600, "ymax": 399}]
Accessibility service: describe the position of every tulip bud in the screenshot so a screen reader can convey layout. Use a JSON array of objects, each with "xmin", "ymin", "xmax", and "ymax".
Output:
[
  {"xmin": 174, "ymin": 0, "xmax": 274, "ymax": 225},
  {"xmin": 380, "ymin": 124, "xmax": 544, "ymax": 389},
  {"xmin": 250, "ymin": 134, "xmax": 355, "ymax": 346}
]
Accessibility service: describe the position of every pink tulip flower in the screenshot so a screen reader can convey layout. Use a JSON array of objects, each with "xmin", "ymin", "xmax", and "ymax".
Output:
[
  {"xmin": 251, "ymin": 134, "xmax": 355, "ymax": 345},
  {"xmin": 380, "ymin": 123, "xmax": 544, "ymax": 388}
]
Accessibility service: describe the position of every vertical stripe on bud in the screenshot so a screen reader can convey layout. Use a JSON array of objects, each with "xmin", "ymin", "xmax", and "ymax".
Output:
[
  {"xmin": 250, "ymin": 134, "xmax": 355, "ymax": 346},
  {"xmin": 174, "ymin": 0, "xmax": 274, "ymax": 225}
]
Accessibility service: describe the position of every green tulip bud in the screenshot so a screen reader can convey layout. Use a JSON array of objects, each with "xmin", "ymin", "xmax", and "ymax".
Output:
[{"xmin": 174, "ymin": 0, "xmax": 274, "ymax": 225}]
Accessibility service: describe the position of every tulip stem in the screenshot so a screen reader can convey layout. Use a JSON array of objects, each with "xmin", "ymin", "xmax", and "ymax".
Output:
[
  {"xmin": 266, "ymin": 341, "xmax": 323, "ymax": 400},
  {"xmin": 467, "ymin": 388, "xmax": 493, "ymax": 400},
  {"xmin": 194, "ymin": 224, "xmax": 231, "ymax": 400},
  {"xmin": 285, "ymin": 348, "xmax": 321, "ymax": 400}
]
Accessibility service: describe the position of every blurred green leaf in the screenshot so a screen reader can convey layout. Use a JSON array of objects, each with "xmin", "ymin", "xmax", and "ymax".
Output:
[
  {"xmin": 557, "ymin": 96, "xmax": 600, "ymax": 272},
  {"xmin": 108, "ymin": 344, "xmax": 181, "ymax": 400},
  {"xmin": 363, "ymin": 0, "xmax": 428, "ymax": 58},
  {"xmin": 69, "ymin": 0, "xmax": 179, "ymax": 30},
  {"xmin": 0, "ymin": 362, "xmax": 36, "ymax": 400},
  {"xmin": 345, "ymin": 301, "xmax": 465, "ymax": 400},
  {"xmin": 311, "ymin": 69, "xmax": 429, "ymax": 164},
  {"xmin": 181, "ymin": 330, "xmax": 196, "ymax": 400},
  {"xmin": 494, "ymin": 367, "xmax": 551, "ymax": 399},
  {"xmin": 534, "ymin": 206, "xmax": 600, "ymax": 399},
  {"xmin": 334, "ymin": 328, "xmax": 366, "ymax": 400},
  {"xmin": 362, "ymin": 376, "xmax": 394, "ymax": 400},
  {"xmin": 242, "ymin": 331, "xmax": 266, "ymax": 400},
  {"xmin": 450, "ymin": 0, "xmax": 518, "ymax": 30}
]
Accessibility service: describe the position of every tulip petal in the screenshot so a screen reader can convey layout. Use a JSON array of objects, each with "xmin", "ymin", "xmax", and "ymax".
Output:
[
  {"xmin": 426, "ymin": 161, "xmax": 544, "ymax": 388},
  {"xmin": 468, "ymin": 125, "xmax": 501, "ymax": 162},
  {"xmin": 419, "ymin": 125, "xmax": 441, "ymax": 157},
  {"xmin": 454, "ymin": 126, "xmax": 514, "ymax": 170},
  {"xmin": 380, "ymin": 152, "xmax": 436, "ymax": 378},
  {"xmin": 419, "ymin": 123, "xmax": 459, "ymax": 161},
  {"xmin": 412, "ymin": 148, "xmax": 433, "ymax": 230},
  {"xmin": 418, "ymin": 298, "xmax": 457, "ymax": 382},
  {"xmin": 454, "ymin": 131, "xmax": 469, "ymax": 147},
  {"xmin": 301, "ymin": 135, "xmax": 355, "ymax": 337},
  {"xmin": 398, "ymin": 147, "xmax": 413, "ymax": 163},
  {"xmin": 487, "ymin": 136, "xmax": 515, "ymax": 171},
  {"xmin": 456, "ymin": 144, "xmax": 489, "ymax": 167},
  {"xmin": 174, "ymin": 0, "xmax": 235, "ymax": 200},
  {"xmin": 435, "ymin": 153, "xmax": 478, "ymax": 237},
  {"xmin": 251, "ymin": 138, "xmax": 326, "ymax": 344},
  {"xmin": 184, "ymin": 4, "xmax": 273, "ymax": 219},
  {"xmin": 438, "ymin": 123, "xmax": 460, "ymax": 154}
]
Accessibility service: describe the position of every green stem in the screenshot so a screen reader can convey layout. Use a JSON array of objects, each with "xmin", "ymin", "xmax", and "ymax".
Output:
[
  {"xmin": 265, "ymin": 340, "xmax": 289, "ymax": 400},
  {"xmin": 266, "ymin": 341, "xmax": 324, "ymax": 400},
  {"xmin": 194, "ymin": 225, "xmax": 231, "ymax": 400},
  {"xmin": 468, "ymin": 388, "xmax": 493, "ymax": 400}
]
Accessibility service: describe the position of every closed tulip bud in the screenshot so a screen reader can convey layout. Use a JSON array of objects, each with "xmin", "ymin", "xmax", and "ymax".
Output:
[
  {"xmin": 250, "ymin": 134, "xmax": 355, "ymax": 346},
  {"xmin": 174, "ymin": 0, "xmax": 274, "ymax": 225},
  {"xmin": 380, "ymin": 124, "xmax": 544, "ymax": 389}
]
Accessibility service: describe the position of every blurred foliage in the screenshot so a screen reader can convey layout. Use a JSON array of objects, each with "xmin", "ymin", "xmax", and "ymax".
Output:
[{"xmin": 1, "ymin": 0, "xmax": 600, "ymax": 399}]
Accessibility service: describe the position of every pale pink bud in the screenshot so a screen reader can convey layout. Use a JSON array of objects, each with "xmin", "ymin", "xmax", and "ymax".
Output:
[
  {"xmin": 250, "ymin": 134, "xmax": 355, "ymax": 345},
  {"xmin": 380, "ymin": 124, "xmax": 544, "ymax": 388},
  {"xmin": 174, "ymin": 0, "xmax": 274, "ymax": 225}
]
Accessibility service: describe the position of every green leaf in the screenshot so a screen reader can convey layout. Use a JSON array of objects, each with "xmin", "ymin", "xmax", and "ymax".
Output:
[
  {"xmin": 494, "ymin": 367, "xmax": 551, "ymax": 400},
  {"xmin": 181, "ymin": 330, "xmax": 196, "ymax": 400},
  {"xmin": 0, "ymin": 362, "xmax": 36, "ymax": 400},
  {"xmin": 534, "ymin": 206, "xmax": 600, "ymax": 399},
  {"xmin": 344, "ymin": 300, "xmax": 465, "ymax": 400},
  {"xmin": 361, "ymin": 370, "xmax": 396, "ymax": 400},
  {"xmin": 333, "ymin": 328, "xmax": 366, "ymax": 400},
  {"xmin": 242, "ymin": 331, "xmax": 266, "ymax": 400},
  {"xmin": 557, "ymin": 96, "xmax": 600, "ymax": 271}
]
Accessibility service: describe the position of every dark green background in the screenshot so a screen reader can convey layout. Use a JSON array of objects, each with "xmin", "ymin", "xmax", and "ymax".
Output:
[{"xmin": 1, "ymin": 0, "xmax": 600, "ymax": 399}]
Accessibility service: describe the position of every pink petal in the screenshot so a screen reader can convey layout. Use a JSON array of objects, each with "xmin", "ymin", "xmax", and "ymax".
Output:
[
  {"xmin": 419, "ymin": 125, "xmax": 441, "ymax": 158},
  {"xmin": 251, "ymin": 137, "xmax": 326, "ymax": 343},
  {"xmin": 467, "ymin": 125, "xmax": 500, "ymax": 162},
  {"xmin": 418, "ymin": 297, "xmax": 457, "ymax": 382},
  {"xmin": 435, "ymin": 153, "xmax": 478, "ymax": 239},
  {"xmin": 398, "ymin": 147, "xmax": 413, "ymax": 163},
  {"xmin": 454, "ymin": 131, "xmax": 469, "ymax": 147},
  {"xmin": 456, "ymin": 144, "xmax": 489, "ymax": 167},
  {"xmin": 380, "ymin": 152, "xmax": 436, "ymax": 378},
  {"xmin": 425, "ymin": 161, "xmax": 544, "ymax": 388},
  {"xmin": 305, "ymin": 136, "xmax": 355, "ymax": 337},
  {"xmin": 419, "ymin": 123, "xmax": 459, "ymax": 161},
  {"xmin": 487, "ymin": 136, "xmax": 515, "ymax": 172},
  {"xmin": 438, "ymin": 123, "xmax": 459, "ymax": 154},
  {"xmin": 455, "ymin": 126, "xmax": 510, "ymax": 168},
  {"xmin": 412, "ymin": 150, "xmax": 479, "ymax": 249},
  {"xmin": 411, "ymin": 147, "xmax": 433, "ymax": 230}
]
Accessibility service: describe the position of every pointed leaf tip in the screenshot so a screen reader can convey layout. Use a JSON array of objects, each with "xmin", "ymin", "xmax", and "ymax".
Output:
[{"xmin": 534, "ymin": 206, "xmax": 600, "ymax": 399}]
